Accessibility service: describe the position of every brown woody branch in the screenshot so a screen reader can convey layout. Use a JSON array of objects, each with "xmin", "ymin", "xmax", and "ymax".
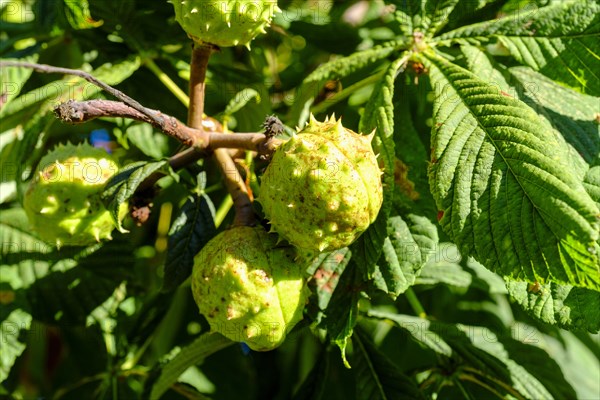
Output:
[
  {"xmin": 0, "ymin": 60, "xmax": 165, "ymax": 128},
  {"xmin": 1, "ymin": 61, "xmax": 279, "ymax": 155},
  {"xmin": 53, "ymin": 99, "xmax": 280, "ymax": 154}
]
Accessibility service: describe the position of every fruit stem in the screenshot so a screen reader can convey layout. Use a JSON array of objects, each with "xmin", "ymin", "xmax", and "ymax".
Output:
[
  {"xmin": 0, "ymin": 60, "xmax": 166, "ymax": 129},
  {"xmin": 188, "ymin": 44, "xmax": 212, "ymax": 128},
  {"xmin": 405, "ymin": 288, "xmax": 427, "ymax": 319},
  {"xmin": 187, "ymin": 44, "xmax": 255, "ymax": 227}
]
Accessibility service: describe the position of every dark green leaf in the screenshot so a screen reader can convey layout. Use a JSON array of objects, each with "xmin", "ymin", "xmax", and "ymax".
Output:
[
  {"xmin": 423, "ymin": 52, "xmax": 600, "ymax": 290},
  {"xmin": 318, "ymin": 258, "xmax": 361, "ymax": 368},
  {"xmin": 391, "ymin": 0, "xmax": 460, "ymax": 38},
  {"xmin": 126, "ymin": 123, "xmax": 170, "ymax": 159},
  {"xmin": 0, "ymin": 309, "xmax": 31, "ymax": 383},
  {"xmin": 392, "ymin": 78, "xmax": 438, "ymax": 217},
  {"xmin": 63, "ymin": 0, "xmax": 102, "ymax": 29},
  {"xmin": 416, "ymin": 243, "xmax": 508, "ymax": 294},
  {"xmin": 145, "ymin": 332, "xmax": 233, "ymax": 400},
  {"xmin": 545, "ymin": 330, "xmax": 600, "ymax": 399},
  {"xmin": 371, "ymin": 214, "xmax": 438, "ymax": 298},
  {"xmin": 308, "ymin": 247, "xmax": 351, "ymax": 311},
  {"xmin": 101, "ymin": 160, "xmax": 170, "ymax": 231},
  {"xmin": 221, "ymin": 88, "xmax": 260, "ymax": 118},
  {"xmin": 163, "ymin": 194, "xmax": 216, "ymax": 292},
  {"xmin": 0, "ymin": 55, "xmax": 36, "ymax": 110},
  {"xmin": 507, "ymin": 66, "xmax": 600, "ymax": 167},
  {"xmin": 436, "ymin": 1, "xmax": 600, "ymax": 95},
  {"xmin": 352, "ymin": 327, "xmax": 425, "ymax": 400},
  {"xmin": 423, "ymin": 0, "xmax": 460, "ymax": 38},
  {"xmin": 292, "ymin": 348, "xmax": 330, "ymax": 400},
  {"xmin": 26, "ymin": 264, "xmax": 122, "ymax": 325},
  {"xmin": 507, "ymin": 281, "xmax": 600, "ymax": 333},
  {"xmin": 584, "ymin": 166, "xmax": 600, "ymax": 207},
  {"xmin": 368, "ymin": 311, "xmax": 576, "ymax": 399},
  {"xmin": 415, "ymin": 242, "xmax": 471, "ymax": 287},
  {"xmin": 0, "ymin": 113, "xmax": 55, "ymax": 204}
]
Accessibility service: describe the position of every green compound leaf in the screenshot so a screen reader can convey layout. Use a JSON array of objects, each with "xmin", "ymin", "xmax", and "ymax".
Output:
[
  {"xmin": 436, "ymin": 1, "xmax": 600, "ymax": 95},
  {"xmin": 368, "ymin": 311, "xmax": 577, "ymax": 400},
  {"xmin": 308, "ymin": 247, "xmax": 351, "ymax": 312},
  {"xmin": 221, "ymin": 88, "xmax": 260, "ymax": 118},
  {"xmin": 352, "ymin": 327, "xmax": 425, "ymax": 400},
  {"xmin": 414, "ymin": 242, "xmax": 471, "ymax": 288},
  {"xmin": 0, "ymin": 55, "xmax": 36, "ymax": 111},
  {"xmin": 422, "ymin": 52, "xmax": 600, "ymax": 291},
  {"xmin": 416, "ymin": 243, "xmax": 508, "ymax": 294},
  {"xmin": 461, "ymin": 44, "xmax": 511, "ymax": 91},
  {"xmin": 63, "ymin": 0, "xmax": 103, "ymax": 29},
  {"xmin": 163, "ymin": 194, "xmax": 216, "ymax": 292},
  {"xmin": 0, "ymin": 209, "xmax": 134, "ymax": 364},
  {"xmin": 0, "ymin": 309, "xmax": 32, "ymax": 383},
  {"xmin": 304, "ymin": 43, "xmax": 402, "ymax": 84},
  {"xmin": 371, "ymin": 214, "xmax": 438, "ymax": 298},
  {"xmin": 126, "ymin": 123, "xmax": 170, "ymax": 160},
  {"xmin": 422, "ymin": 0, "xmax": 461, "ymax": 38},
  {"xmin": 101, "ymin": 160, "xmax": 170, "ymax": 231},
  {"xmin": 391, "ymin": 0, "xmax": 460, "ymax": 38},
  {"xmin": 584, "ymin": 166, "xmax": 600, "ymax": 208},
  {"xmin": 507, "ymin": 281, "xmax": 600, "ymax": 333},
  {"xmin": 317, "ymin": 257, "xmax": 361, "ymax": 369},
  {"xmin": 145, "ymin": 332, "xmax": 233, "ymax": 400},
  {"xmin": 461, "ymin": 45, "xmax": 598, "ymax": 183},
  {"xmin": 507, "ymin": 66, "xmax": 600, "ymax": 167},
  {"xmin": 292, "ymin": 347, "xmax": 331, "ymax": 400}
]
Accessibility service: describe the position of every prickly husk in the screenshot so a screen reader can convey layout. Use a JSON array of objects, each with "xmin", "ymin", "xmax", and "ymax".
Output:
[
  {"xmin": 23, "ymin": 143, "xmax": 126, "ymax": 247},
  {"xmin": 171, "ymin": 0, "xmax": 280, "ymax": 48},
  {"xmin": 191, "ymin": 226, "xmax": 309, "ymax": 351},
  {"xmin": 259, "ymin": 114, "xmax": 383, "ymax": 253}
]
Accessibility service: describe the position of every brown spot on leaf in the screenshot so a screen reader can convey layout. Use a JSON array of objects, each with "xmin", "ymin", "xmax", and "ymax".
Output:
[
  {"xmin": 394, "ymin": 159, "xmax": 419, "ymax": 201},
  {"xmin": 527, "ymin": 281, "xmax": 542, "ymax": 294},
  {"xmin": 0, "ymin": 290, "xmax": 15, "ymax": 305}
]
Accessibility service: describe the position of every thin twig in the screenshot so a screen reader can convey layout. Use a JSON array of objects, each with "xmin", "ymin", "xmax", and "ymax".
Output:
[
  {"xmin": 55, "ymin": 99, "xmax": 203, "ymax": 147},
  {"xmin": 0, "ymin": 60, "xmax": 165, "ymax": 128}
]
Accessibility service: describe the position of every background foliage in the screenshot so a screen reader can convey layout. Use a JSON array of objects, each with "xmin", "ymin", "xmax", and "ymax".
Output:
[{"xmin": 1, "ymin": 0, "xmax": 599, "ymax": 399}]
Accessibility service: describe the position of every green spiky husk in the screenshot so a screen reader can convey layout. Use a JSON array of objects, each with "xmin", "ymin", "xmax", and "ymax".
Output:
[
  {"xmin": 172, "ymin": 0, "xmax": 280, "ymax": 48},
  {"xmin": 259, "ymin": 115, "xmax": 383, "ymax": 253},
  {"xmin": 23, "ymin": 143, "xmax": 126, "ymax": 247},
  {"xmin": 191, "ymin": 225, "xmax": 309, "ymax": 351}
]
